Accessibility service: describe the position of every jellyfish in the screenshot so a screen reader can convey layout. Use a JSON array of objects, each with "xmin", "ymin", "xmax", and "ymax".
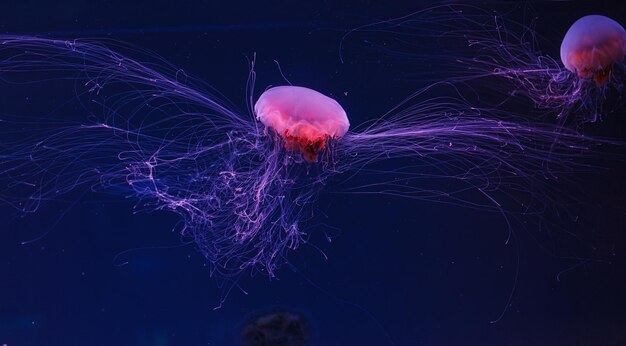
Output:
[
  {"xmin": 0, "ymin": 35, "xmax": 614, "ymax": 305},
  {"xmin": 341, "ymin": 5, "xmax": 626, "ymax": 124},
  {"xmin": 560, "ymin": 15, "xmax": 626, "ymax": 86},
  {"xmin": 254, "ymin": 86, "xmax": 349, "ymax": 163}
]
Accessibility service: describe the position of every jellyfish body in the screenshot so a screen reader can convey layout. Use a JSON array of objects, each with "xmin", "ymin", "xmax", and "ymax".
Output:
[
  {"xmin": 254, "ymin": 86, "xmax": 349, "ymax": 162},
  {"xmin": 560, "ymin": 15, "xmax": 626, "ymax": 86}
]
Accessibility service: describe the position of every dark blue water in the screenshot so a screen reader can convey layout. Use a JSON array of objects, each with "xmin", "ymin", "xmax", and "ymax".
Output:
[{"xmin": 1, "ymin": 1, "xmax": 626, "ymax": 345}]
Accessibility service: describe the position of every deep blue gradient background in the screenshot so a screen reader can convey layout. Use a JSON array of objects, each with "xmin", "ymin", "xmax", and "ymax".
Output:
[{"xmin": 1, "ymin": 1, "xmax": 626, "ymax": 345}]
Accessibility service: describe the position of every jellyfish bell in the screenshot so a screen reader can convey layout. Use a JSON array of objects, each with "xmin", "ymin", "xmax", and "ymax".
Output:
[
  {"xmin": 560, "ymin": 15, "xmax": 626, "ymax": 86},
  {"xmin": 254, "ymin": 86, "xmax": 350, "ymax": 163}
]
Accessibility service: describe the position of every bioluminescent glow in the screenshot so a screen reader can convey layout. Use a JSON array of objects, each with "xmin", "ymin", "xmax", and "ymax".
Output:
[{"xmin": 0, "ymin": 36, "xmax": 613, "ymax": 303}]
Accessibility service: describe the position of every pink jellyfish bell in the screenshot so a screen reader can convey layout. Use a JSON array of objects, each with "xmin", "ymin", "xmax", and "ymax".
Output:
[
  {"xmin": 254, "ymin": 86, "xmax": 350, "ymax": 163},
  {"xmin": 560, "ymin": 15, "xmax": 626, "ymax": 86}
]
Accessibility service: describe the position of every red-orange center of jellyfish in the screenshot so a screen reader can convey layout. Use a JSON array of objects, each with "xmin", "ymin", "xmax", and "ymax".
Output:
[
  {"xmin": 282, "ymin": 129, "xmax": 329, "ymax": 163},
  {"xmin": 254, "ymin": 86, "xmax": 350, "ymax": 163}
]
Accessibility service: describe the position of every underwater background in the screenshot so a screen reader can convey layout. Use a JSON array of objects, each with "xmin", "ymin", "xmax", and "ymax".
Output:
[{"xmin": 1, "ymin": 1, "xmax": 626, "ymax": 345}]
